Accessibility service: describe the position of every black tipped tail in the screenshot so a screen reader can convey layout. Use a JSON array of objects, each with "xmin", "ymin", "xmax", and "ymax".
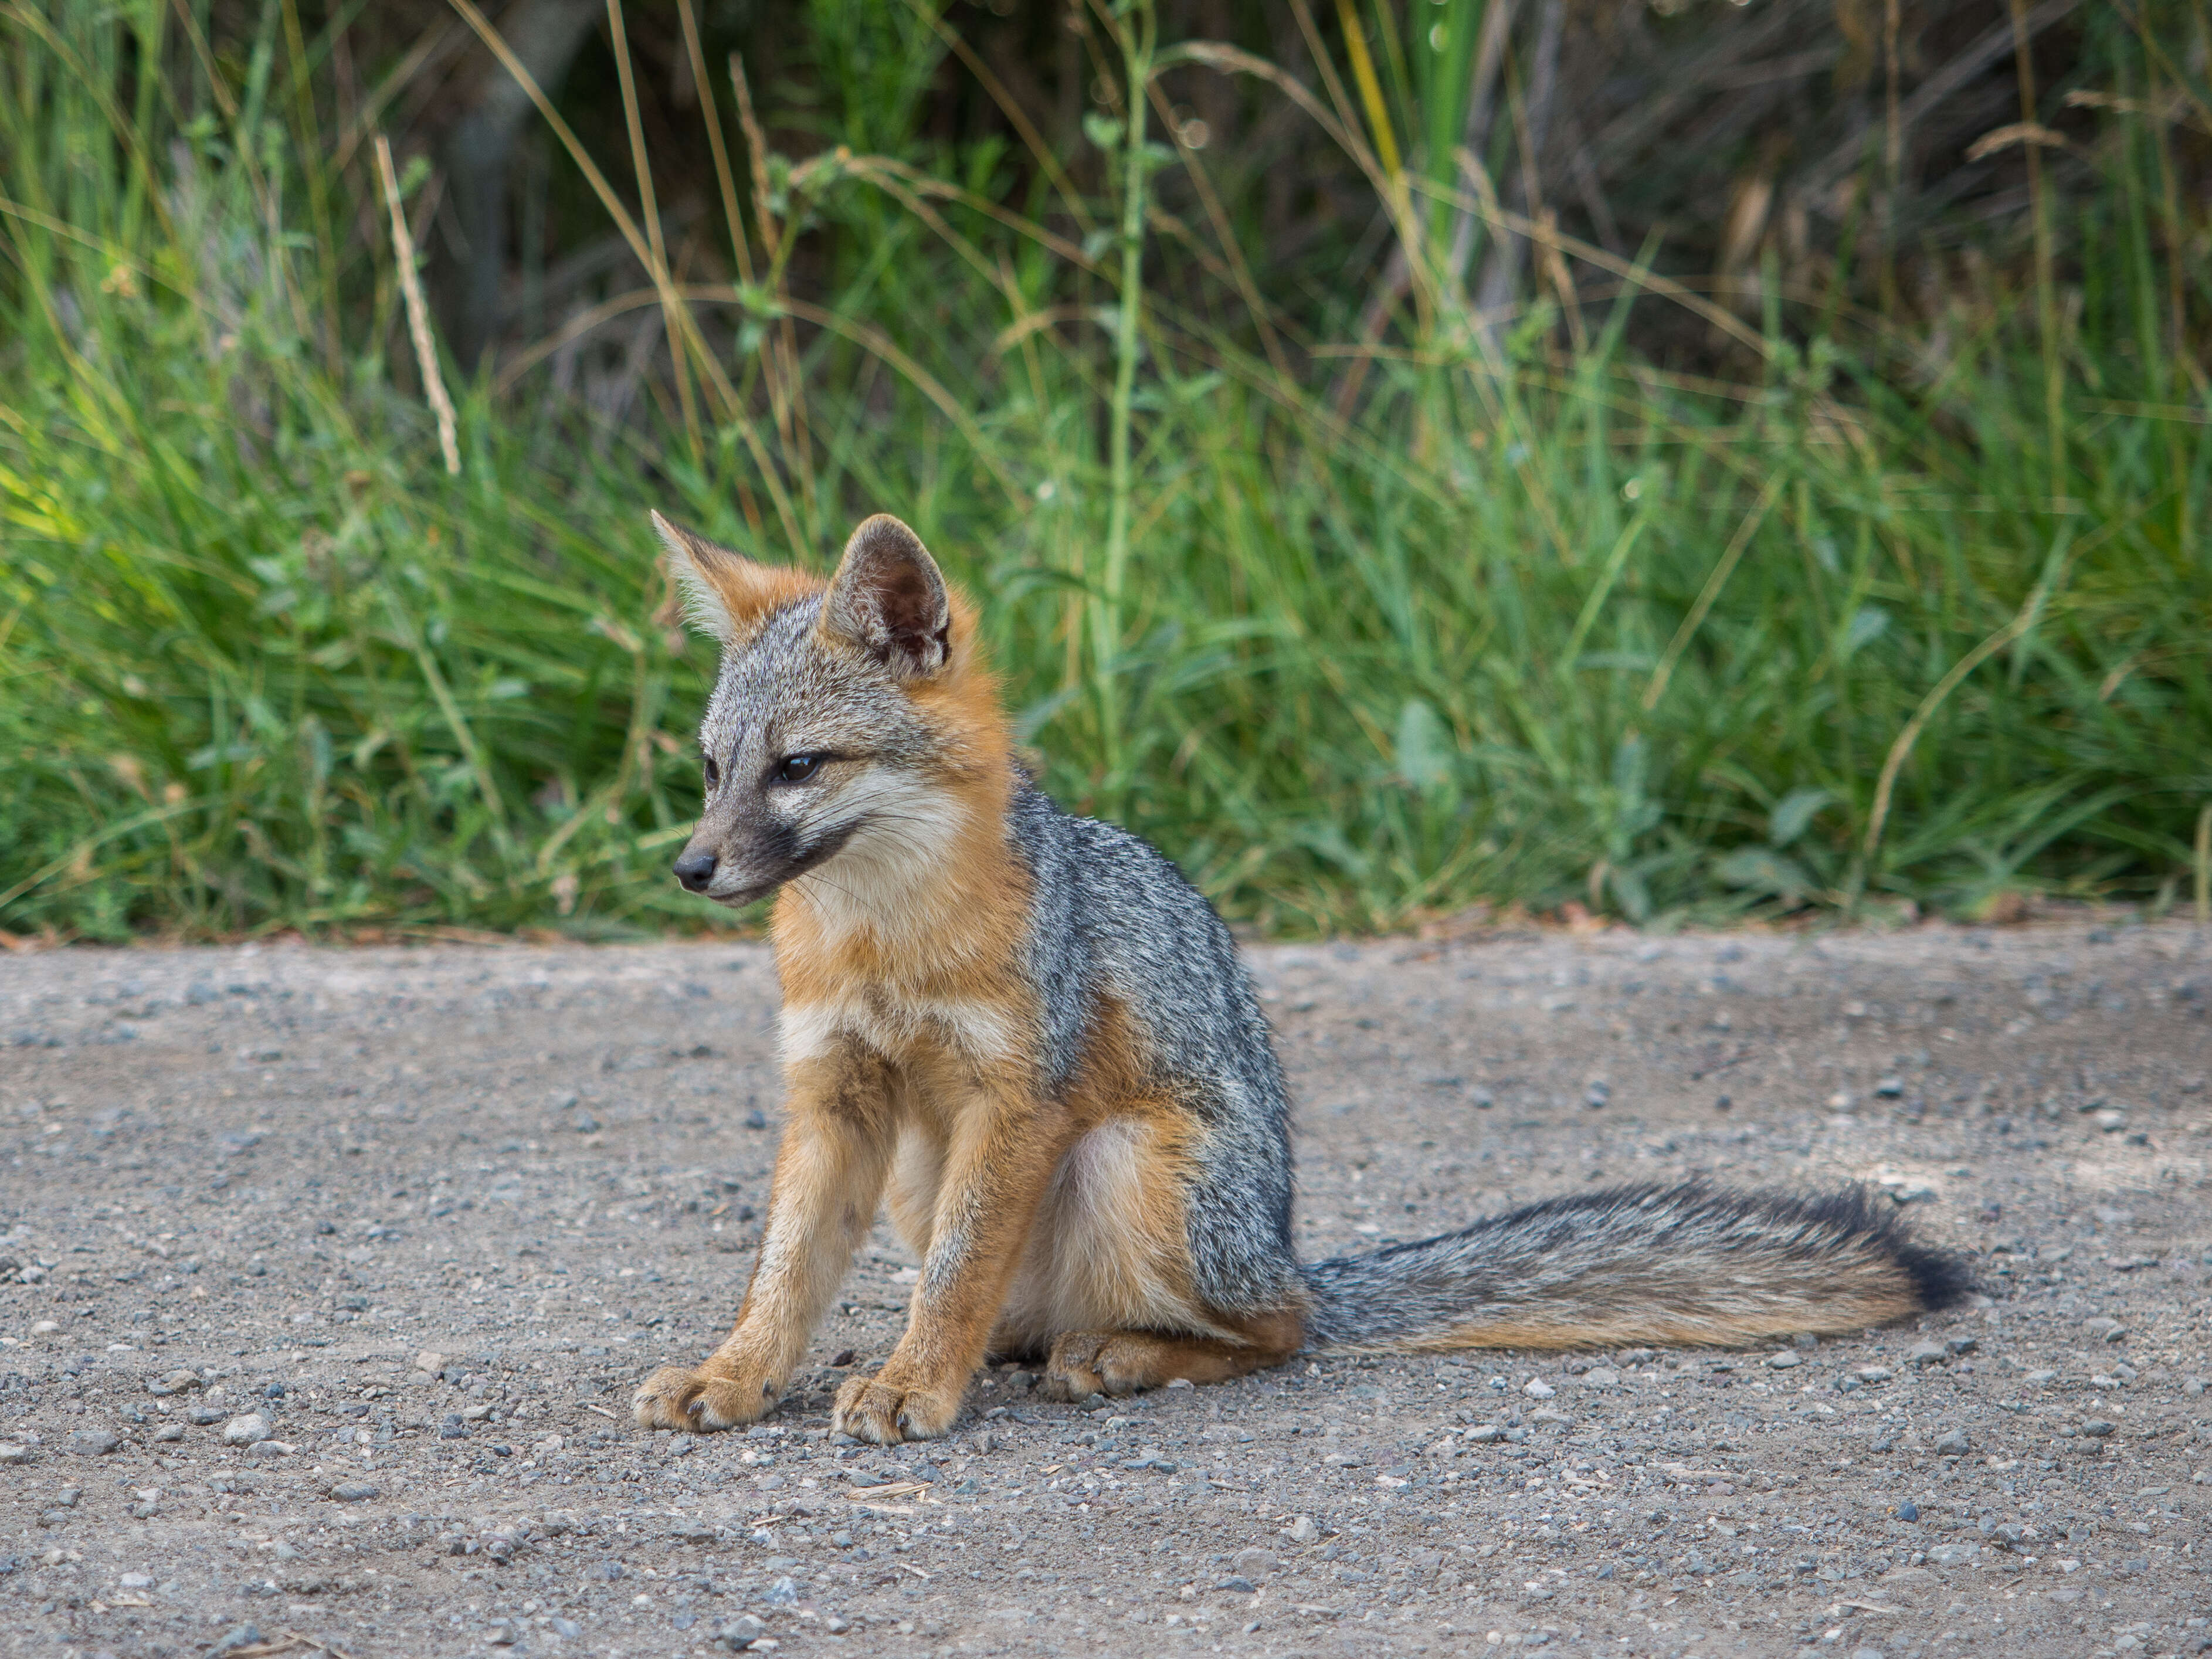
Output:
[{"xmin": 1299, "ymin": 1181, "xmax": 1970, "ymax": 1353}]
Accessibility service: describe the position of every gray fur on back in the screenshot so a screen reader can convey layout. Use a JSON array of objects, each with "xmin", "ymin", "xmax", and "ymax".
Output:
[{"xmin": 1006, "ymin": 783, "xmax": 1302, "ymax": 1317}]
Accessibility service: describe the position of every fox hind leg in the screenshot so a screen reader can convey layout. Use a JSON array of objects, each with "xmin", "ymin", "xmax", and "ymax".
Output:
[{"xmin": 1040, "ymin": 1320, "xmax": 1301, "ymax": 1401}]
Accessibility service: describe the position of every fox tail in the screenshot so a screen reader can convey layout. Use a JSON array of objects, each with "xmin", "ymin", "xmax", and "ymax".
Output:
[{"xmin": 1297, "ymin": 1181, "xmax": 1969, "ymax": 1353}]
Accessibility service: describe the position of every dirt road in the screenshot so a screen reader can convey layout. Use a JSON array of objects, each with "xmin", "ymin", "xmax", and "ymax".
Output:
[{"xmin": 1, "ymin": 920, "xmax": 2207, "ymax": 1659}]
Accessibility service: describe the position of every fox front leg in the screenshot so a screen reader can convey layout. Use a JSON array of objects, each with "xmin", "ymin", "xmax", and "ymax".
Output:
[
  {"xmin": 833, "ymin": 1091, "xmax": 1069, "ymax": 1444},
  {"xmin": 633, "ymin": 1050, "xmax": 895, "ymax": 1432}
]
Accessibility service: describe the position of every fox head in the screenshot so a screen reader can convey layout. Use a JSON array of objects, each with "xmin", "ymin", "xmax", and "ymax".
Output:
[{"xmin": 654, "ymin": 512, "xmax": 1007, "ymax": 921}]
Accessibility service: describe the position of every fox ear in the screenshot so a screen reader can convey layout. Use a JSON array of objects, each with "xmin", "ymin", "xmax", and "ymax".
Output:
[
  {"xmin": 651, "ymin": 512, "xmax": 812, "ymax": 646},
  {"xmin": 820, "ymin": 514, "xmax": 951, "ymax": 680}
]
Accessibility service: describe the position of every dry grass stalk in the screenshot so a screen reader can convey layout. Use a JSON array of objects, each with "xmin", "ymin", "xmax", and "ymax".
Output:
[{"xmin": 373, "ymin": 132, "xmax": 460, "ymax": 475}]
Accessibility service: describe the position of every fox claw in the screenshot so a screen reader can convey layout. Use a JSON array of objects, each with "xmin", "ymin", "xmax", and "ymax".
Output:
[
  {"xmin": 1040, "ymin": 1332, "xmax": 1148, "ymax": 1400},
  {"xmin": 832, "ymin": 1373, "xmax": 958, "ymax": 1444},
  {"xmin": 632, "ymin": 1362, "xmax": 777, "ymax": 1433}
]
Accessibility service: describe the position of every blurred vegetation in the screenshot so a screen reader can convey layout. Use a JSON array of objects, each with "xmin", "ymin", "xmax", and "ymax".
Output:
[{"xmin": 2, "ymin": 0, "xmax": 2208, "ymax": 942}]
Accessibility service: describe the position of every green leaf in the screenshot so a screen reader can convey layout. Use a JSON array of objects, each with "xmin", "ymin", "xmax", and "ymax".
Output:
[
  {"xmin": 1605, "ymin": 863, "xmax": 1653, "ymax": 924},
  {"xmin": 1714, "ymin": 847, "xmax": 1814, "ymax": 902},
  {"xmin": 1768, "ymin": 786, "xmax": 1832, "ymax": 848},
  {"xmin": 1395, "ymin": 698, "xmax": 1458, "ymax": 794},
  {"xmin": 1292, "ymin": 820, "xmax": 1370, "ymax": 878},
  {"xmin": 1841, "ymin": 605, "xmax": 1890, "ymax": 659}
]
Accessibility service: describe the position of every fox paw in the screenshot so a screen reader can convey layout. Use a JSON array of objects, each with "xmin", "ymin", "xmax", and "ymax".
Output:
[
  {"xmin": 631, "ymin": 1362, "xmax": 778, "ymax": 1433},
  {"xmin": 1039, "ymin": 1331, "xmax": 1151, "ymax": 1400},
  {"xmin": 831, "ymin": 1373, "xmax": 959, "ymax": 1444}
]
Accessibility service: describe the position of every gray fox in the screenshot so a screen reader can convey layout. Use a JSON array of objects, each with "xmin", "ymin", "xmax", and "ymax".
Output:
[{"xmin": 632, "ymin": 512, "xmax": 1966, "ymax": 1446}]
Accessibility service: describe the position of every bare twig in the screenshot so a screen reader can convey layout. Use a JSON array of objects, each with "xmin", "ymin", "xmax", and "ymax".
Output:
[
  {"xmin": 1642, "ymin": 471, "xmax": 1788, "ymax": 711},
  {"xmin": 1473, "ymin": 0, "xmax": 1565, "ymax": 342},
  {"xmin": 334, "ymin": 21, "xmax": 453, "ymax": 172},
  {"xmin": 442, "ymin": 0, "xmax": 805, "ymax": 554},
  {"xmin": 676, "ymin": 0, "xmax": 754, "ymax": 286},
  {"xmin": 1432, "ymin": 159, "xmax": 1775, "ymax": 359},
  {"xmin": 1864, "ymin": 566, "xmax": 2068, "ymax": 865},
  {"xmin": 1802, "ymin": 0, "xmax": 2084, "ymax": 201},
  {"xmin": 374, "ymin": 133, "xmax": 460, "ymax": 476},
  {"xmin": 730, "ymin": 51, "xmax": 816, "ymax": 510},
  {"xmin": 1446, "ymin": 0, "xmax": 1526, "ymax": 285},
  {"xmin": 902, "ymin": 0, "xmax": 1097, "ymax": 233},
  {"xmin": 605, "ymin": 0, "xmax": 700, "ymax": 457}
]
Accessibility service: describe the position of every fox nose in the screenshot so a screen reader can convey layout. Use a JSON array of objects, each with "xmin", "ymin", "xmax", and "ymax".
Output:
[{"xmin": 673, "ymin": 849, "xmax": 718, "ymax": 893}]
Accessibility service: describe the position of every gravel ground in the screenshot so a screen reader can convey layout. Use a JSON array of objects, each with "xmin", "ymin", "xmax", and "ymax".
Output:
[{"xmin": 1, "ymin": 920, "xmax": 2208, "ymax": 1659}]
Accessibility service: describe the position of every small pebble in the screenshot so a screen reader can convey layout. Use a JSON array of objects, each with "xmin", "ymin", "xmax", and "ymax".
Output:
[
  {"xmin": 222, "ymin": 1413, "xmax": 270, "ymax": 1446},
  {"xmin": 1895, "ymin": 1500, "xmax": 1919, "ymax": 1522},
  {"xmin": 69, "ymin": 1429, "xmax": 120, "ymax": 1455},
  {"xmin": 1933, "ymin": 1428, "xmax": 1970, "ymax": 1456}
]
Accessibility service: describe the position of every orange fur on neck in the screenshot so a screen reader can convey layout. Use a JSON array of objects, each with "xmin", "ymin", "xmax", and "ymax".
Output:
[{"xmin": 772, "ymin": 589, "xmax": 1028, "ymax": 1005}]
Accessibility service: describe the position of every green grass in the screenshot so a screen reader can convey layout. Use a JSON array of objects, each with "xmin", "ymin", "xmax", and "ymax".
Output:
[{"xmin": 3, "ymin": 1, "xmax": 2208, "ymax": 941}]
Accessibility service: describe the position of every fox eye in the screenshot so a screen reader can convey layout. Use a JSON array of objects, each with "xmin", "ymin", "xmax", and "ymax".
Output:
[
  {"xmin": 773, "ymin": 754, "xmax": 823, "ymax": 785},
  {"xmin": 701, "ymin": 755, "xmax": 720, "ymax": 791}
]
